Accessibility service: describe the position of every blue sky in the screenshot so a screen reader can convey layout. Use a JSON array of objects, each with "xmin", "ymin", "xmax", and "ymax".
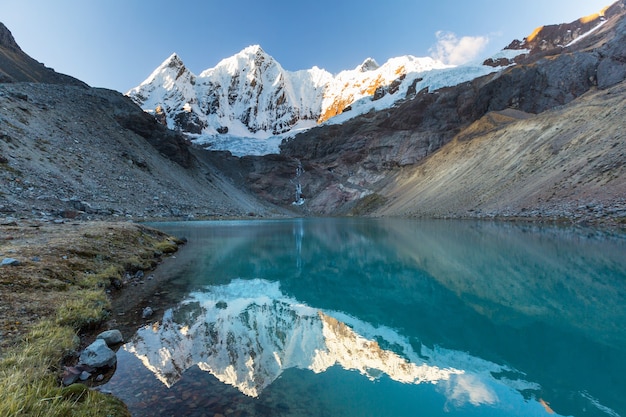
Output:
[{"xmin": 1, "ymin": 0, "xmax": 612, "ymax": 92}]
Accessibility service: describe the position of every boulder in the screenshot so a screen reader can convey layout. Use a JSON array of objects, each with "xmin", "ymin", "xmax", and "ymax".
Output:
[
  {"xmin": 79, "ymin": 339, "xmax": 116, "ymax": 368},
  {"xmin": 96, "ymin": 329, "xmax": 123, "ymax": 346}
]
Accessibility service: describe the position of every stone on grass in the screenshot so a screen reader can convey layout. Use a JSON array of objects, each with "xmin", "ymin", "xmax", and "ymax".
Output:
[
  {"xmin": 1, "ymin": 257, "xmax": 20, "ymax": 266},
  {"xmin": 79, "ymin": 339, "xmax": 116, "ymax": 368},
  {"xmin": 61, "ymin": 366, "xmax": 81, "ymax": 386},
  {"xmin": 96, "ymin": 329, "xmax": 123, "ymax": 346}
]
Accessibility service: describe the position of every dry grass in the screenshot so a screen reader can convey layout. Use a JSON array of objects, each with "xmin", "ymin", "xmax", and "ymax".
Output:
[{"xmin": 0, "ymin": 220, "xmax": 182, "ymax": 416}]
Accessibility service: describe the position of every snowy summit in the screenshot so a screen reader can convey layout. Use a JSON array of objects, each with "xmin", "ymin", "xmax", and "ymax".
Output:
[{"xmin": 127, "ymin": 45, "xmax": 526, "ymax": 156}]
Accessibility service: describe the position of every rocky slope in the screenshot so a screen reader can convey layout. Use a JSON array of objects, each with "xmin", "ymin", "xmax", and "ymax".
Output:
[
  {"xmin": 0, "ymin": 82, "xmax": 286, "ymax": 220},
  {"xmin": 0, "ymin": 23, "xmax": 287, "ymax": 221},
  {"xmin": 375, "ymin": 82, "xmax": 626, "ymax": 222},
  {"xmin": 0, "ymin": 22, "xmax": 85, "ymax": 86}
]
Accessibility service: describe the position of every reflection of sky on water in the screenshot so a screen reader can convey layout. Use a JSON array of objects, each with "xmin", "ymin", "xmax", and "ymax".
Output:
[{"xmin": 124, "ymin": 278, "xmax": 559, "ymax": 415}]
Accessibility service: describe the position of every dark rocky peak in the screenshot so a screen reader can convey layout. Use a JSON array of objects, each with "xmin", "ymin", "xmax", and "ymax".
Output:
[
  {"xmin": 506, "ymin": 0, "xmax": 624, "ymax": 54},
  {"xmin": 484, "ymin": 0, "xmax": 625, "ymax": 68},
  {"xmin": 0, "ymin": 22, "xmax": 21, "ymax": 52},
  {"xmin": 357, "ymin": 57, "xmax": 380, "ymax": 72}
]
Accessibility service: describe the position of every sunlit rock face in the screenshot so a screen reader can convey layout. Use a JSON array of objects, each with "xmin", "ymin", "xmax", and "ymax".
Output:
[
  {"xmin": 506, "ymin": 4, "xmax": 613, "ymax": 53},
  {"xmin": 125, "ymin": 279, "xmax": 539, "ymax": 404}
]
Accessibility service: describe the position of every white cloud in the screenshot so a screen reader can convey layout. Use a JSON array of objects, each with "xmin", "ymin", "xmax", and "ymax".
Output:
[{"xmin": 429, "ymin": 31, "xmax": 490, "ymax": 65}]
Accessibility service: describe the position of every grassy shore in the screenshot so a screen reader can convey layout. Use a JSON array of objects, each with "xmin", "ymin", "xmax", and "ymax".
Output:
[{"xmin": 0, "ymin": 220, "xmax": 182, "ymax": 416}]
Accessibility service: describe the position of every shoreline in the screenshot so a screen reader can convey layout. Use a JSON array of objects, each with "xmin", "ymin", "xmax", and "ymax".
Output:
[
  {"xmin": 105, "ymin": 241, "xmax": 193, "ymax": 347},
  {"xmin": 0, "ymin": 218, "xmax": 186, "ymax": 416}
]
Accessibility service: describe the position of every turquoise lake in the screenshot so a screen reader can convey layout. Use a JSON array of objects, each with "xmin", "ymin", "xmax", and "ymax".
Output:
[{"xmin": 100, "ymin": 218, "xmax": 626, "ymax": 417}]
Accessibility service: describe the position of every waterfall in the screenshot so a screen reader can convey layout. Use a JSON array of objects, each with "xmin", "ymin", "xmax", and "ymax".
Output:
[{"xmin": 292, "ymin": 159, "xmax": 305, "ymax": 206}]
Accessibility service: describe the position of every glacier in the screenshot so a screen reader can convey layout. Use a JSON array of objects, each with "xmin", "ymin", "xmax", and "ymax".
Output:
[{"xmin": 127, "ymin": 46, "xmax": 526, "ymax": 157}]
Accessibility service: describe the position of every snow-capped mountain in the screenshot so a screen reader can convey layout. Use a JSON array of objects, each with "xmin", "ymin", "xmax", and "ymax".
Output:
[
  {"xmin": 127, "ymin": 45, "xmax": 531, "ymax": 156},
  {"xmin": 126, "ymin": 46, "xmax": 459, "ymax": 154},
  {"xmin": 129, "ymin": 45, "xmax": 333, "ymax": 138},
  {"xmin": 127, "ymin": 3, "xmax": 617, "ymax": 159}
]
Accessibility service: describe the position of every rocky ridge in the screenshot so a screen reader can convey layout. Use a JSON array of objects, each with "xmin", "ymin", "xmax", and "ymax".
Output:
[{"xmin": 0, "ymin": 22, "xmax": 85, "ymax": 86}]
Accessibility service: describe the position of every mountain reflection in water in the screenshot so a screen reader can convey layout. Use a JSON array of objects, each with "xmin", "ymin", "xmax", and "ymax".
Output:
[
  {"xmin": 125, "ymin": 279, "xmax": 542, "ymax": 409},
  {"xmin": 103, "ymin": 218, "xmax": 626, "ymax": 417}
]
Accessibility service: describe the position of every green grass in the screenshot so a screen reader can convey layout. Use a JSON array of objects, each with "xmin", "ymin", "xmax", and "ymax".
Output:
[
  {"xmin": 0, "ymin": 222, "xmax": 182, "ymax": 416},
  {"xmin": 0, "ymin": 320, "xmax": 130, "ymax": 417},
  {"xmin": 55, "ymin": 290, "xmax": 110, "ymax": 330}
]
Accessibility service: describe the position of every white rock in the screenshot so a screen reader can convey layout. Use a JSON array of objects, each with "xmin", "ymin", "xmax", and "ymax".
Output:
[{"xmin": 1, "ymin": 257, "xmax": 20, "ymax": 266}]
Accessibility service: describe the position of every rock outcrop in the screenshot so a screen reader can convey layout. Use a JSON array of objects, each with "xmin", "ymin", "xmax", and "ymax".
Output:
[{"xmin": 505, "ymin": 2, "xmax": 621, "ymax": 54}]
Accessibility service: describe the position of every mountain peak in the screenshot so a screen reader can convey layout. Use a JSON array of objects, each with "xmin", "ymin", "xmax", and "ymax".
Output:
[
  {"xmin": 240, "ymin": 44, "xmax": 265, "ymax": 56},
  {"xmin": 160, "ymin": 52, "xmax": 185, "ymax": 69},
  {"xmin": 235, "ymin": 45, "xmax": 273, "ymax": 63},
  {"xmin": 356, "ymin": 57, "xmax": 380, "ymax": 72},
  {"xmin": 211, "ymin": 44, "xmax": 277, "ymax": 73}
]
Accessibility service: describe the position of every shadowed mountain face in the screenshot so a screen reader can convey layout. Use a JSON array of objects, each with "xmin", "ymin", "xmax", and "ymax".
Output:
[{"xmin": 0, "ymin": 23, "xmax": 86, "ymax": 86}]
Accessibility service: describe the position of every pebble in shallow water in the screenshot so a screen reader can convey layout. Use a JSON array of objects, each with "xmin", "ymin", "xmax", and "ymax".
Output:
[{"xmin": 142, "ymin": 306, "xmax": 154, "ymax": 318}]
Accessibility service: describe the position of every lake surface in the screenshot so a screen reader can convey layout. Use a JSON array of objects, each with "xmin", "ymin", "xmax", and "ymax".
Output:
[{"xmin": 100, "ymin": 218, "xmax": 626, "ymax": 417}]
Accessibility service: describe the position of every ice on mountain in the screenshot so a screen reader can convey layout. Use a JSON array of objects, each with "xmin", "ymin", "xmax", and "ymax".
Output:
[{"xmin": 127, "ymin": 45, "xmax": 522, "ymax": 156}]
